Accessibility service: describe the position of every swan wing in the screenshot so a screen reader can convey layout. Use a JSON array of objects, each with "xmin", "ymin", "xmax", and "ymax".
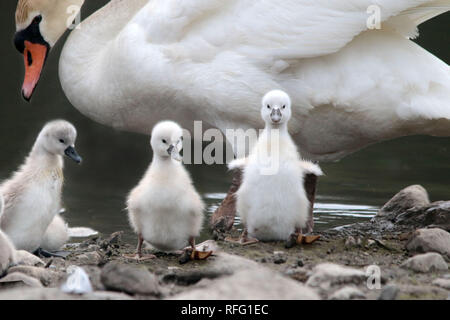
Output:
[
  {"xmin": 142, "ymin": 0, "xmax": 449, "ymax": 58},
  {"xmin": 61, "ymin": 0, "xmax": 449, "ymax": 161}
]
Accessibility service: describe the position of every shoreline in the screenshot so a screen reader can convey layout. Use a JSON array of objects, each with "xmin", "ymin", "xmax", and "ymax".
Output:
[{"xmin": 0, "ymin": 185, "xmax": 449, "ymax": 300}]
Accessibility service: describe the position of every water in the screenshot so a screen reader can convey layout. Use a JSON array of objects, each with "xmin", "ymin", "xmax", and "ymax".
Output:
[{"xmin": 0, "ymin": 2, "xmax": 449, "ymax": 244}]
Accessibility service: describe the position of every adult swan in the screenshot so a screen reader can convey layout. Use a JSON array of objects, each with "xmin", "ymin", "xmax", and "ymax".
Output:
[{"xmin": 14, "ymin": 0, "xmax": 450, "ymax": 161}]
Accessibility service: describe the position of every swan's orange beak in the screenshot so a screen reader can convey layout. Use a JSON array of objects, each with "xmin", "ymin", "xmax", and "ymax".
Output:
[{"xmin": 21, "ymin": 40, "xmax": 48, "ymax": 101}]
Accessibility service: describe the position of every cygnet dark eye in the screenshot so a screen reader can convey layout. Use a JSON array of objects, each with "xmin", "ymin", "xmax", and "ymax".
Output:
[
  {"xmin": 267, "ymin": 105, "xmax": 271, "ymax": 109},
  {"xmin": 162, "ymin": 139, "xmax": 167, "ymax": 144},
  {"xmin": 59, "ymin": 139, "xmax": 65, "ymax": 144}
]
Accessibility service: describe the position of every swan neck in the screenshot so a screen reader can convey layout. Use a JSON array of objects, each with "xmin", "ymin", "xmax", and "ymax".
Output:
[
  {"xmin": 29, "ymin": 145, "xmax": 63, "ymax": 169},
  {"xmin": 265, "ymin": 122, "xmax": 289, "ymax": 135},
  {"xmin": 151, "ymin": 155, "xmax": 179, "ymax": 168}
]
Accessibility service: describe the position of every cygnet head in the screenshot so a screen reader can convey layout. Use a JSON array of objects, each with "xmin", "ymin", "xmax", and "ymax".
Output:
[
  {"xmin": 261, "ymin": 90, "xmax": 292, "ymax": 126},
  {"xmin": 150, "ymin": 121, "xmax": 183, "ymax": 161},
  {"xmin": 34, "ymin": 120, "xmax": 82, "ymax": 163}
]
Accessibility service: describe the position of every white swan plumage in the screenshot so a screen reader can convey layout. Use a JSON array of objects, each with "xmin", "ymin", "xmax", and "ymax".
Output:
[{"xmin": 15, "ymin": 0, "xmax": 450, "ymax": 161}]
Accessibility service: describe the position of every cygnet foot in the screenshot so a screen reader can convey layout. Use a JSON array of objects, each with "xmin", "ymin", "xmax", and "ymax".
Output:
[
  {"xmin": 225, "ymin": 229, "xmax": 258, "ymax": 246},
  {"xmin": 297, "ymin": 234, "xmax": 321, "ymax": 245},
  {"xmin": 285, "ymin": 232, "xmax": 301, "ymax": 249},
  {"xmin": 178, "ymin": 248, "xmax": 213, "ymax": 264},
  {"xmin": 123, "ymin": 253, "xmax": 156, "ymax": 261}
]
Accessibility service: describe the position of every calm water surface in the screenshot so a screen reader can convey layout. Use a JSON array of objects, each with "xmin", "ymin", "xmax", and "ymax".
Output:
[{"xmin": 0, "ymin": 2, "xmax": 448, "ymax": 244}]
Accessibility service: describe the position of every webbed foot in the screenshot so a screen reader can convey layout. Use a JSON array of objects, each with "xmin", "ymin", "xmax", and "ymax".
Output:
[
  {"xmin": 123, "ymin": 253, "xmax": 156, "ymax": 261},
  {"xmin": 224, "ymin": 236, "xmax": 259, "ymax": 246},
  {"xmin": 33, "ymin": 248, "xmax": 70, "ymax": 259},
  {"xmin": 179, "ymin": 248, "xmax": 213, "ymax": 264}
]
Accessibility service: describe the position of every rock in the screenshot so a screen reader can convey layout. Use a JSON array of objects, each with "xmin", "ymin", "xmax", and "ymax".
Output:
[
  {"xmin": 170, "ymin": 268, "xmax": 320, "ymax": 300},
  {"xmin": 406, "ymin": 228, "xmax": 450, "ymax": 260},
  {"xmin": 15, "ymin": 250, "xmax": 44, "ymax": 267},
  {"xmin": 377, "ymin": 185, "xmax": 429, "ymax": 219},
  {"xmin": 329, "ymin": 287, "xmax": 366, "ymax": 300},
  {"xmin": 378, "ymin": 284, "xmax": 399, "ymax": 300},
  {"xmin": 432, "ymin": 278, "xmax": 450, "ymax": 290},
  {"xmin": 0, "ymin": 287, "xmax": 134, "ymax": 300},
  {"xmin": 284, "ymin": 268, "xmax": 309, "ymax": 282},
  {"xmin": 306, "ymin": 263, "xmax": 366, "ymax": 290},
  {"xmin": 101, "ymin": 262, "xmax": 160, "ymax": 296},
  {"xmin": 74, "ymin": 251, "xmax": 104, "ymax": 266},
  {"xmin": 163, "ymin": 253, "xmax": 261, "ymax": 286},
  {"xmin": 7, "ymin": 266, "xmax": 61, "ymax": 286},
  {"xmin": 208, "ymin": 252, "xmax": 260, "ymax": 275},
  {"xmin": 99, "ymin": 231, "xmax": 123, "ymax": 250},
  {"xmin": 401, "ymin": 252, "xmax": 448, "ymax": 273},
  {"xmin": 0, "ymin": 288, "xmax": 76, "ymax": 300},
  {"xmin": 396, "ymin": 284, "xmax": 448, "ymax": 299},
  {"xmin": 83, "ymin": 291, "xmax": 134, "ymax": 300},
  {"xmin": 344, "ymin": 236, "xmax": 357, "ymax": 248},
  {"xmin": 47, "ymin": 257, "xmax": 67, "ymax": 271},
  {"xmin": 395, "ymin": 201, "xmax": 450, "ymax": 229},
  {"xmin": 0, "ymin": 272, "xmax": 43, "ymax": 288},
  {"xmin": 273, "ymin": 251, "xmax": 287, "ymax": 264}
]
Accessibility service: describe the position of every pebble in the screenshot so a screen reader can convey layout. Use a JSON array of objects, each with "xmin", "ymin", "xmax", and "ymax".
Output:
[
  {"xmin": 378, "ymin": 284, "xmax": 399, "ymax": 300},
  {"xmin": 100, "ymin": 262, "xmax": 160, "ymax": 296},
  {"xmin": 306, "ymin": 263, "xmax": 366, "ymax": 291},
  {"xmin": 74, "ymin": 251, "xmax": 104, "ymax": 266},
  {"xmin": 329, "ymin": 286, "xmax": 366, "ymax": 300},
  {"xmin": 401, "ymin": 252, "xmax": 448, "ymax": 273},
  {"xmin": 0, "ymin": 272, "xmax": 43, "ymax": 288},
  {"xmin": 273, "ymin": 251, "xmax": 287, "ymax": 264},
  {"xmin": 170, "ymin": 267, "xmax": 320, "ymax": 300},
  {"xmin": 377, "ymin": 185, "xmax": 429, "ymax": 218},
  {"xmin": 406, "ymin": 228, "xmax": 450, "ymax": 260},
  {"xmin": 432, "ymin": 278, "xmax": 450, "ymax": 290},
  {"xmin": 7, "ymin": 266, "xmax": 61, "ymax": 286}
]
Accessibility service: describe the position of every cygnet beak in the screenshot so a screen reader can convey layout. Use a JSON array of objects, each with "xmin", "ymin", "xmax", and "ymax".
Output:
[
  {"xmin": 167, "ymin": 144, "xmax": 182, "ymax": 162},
  {"xmin": 64, "ymin": 146, "xmax": 82, "ymax": 164},
  {"xmin": 270, "ymin": 107, "xmax": 282, "ymax": 123}
]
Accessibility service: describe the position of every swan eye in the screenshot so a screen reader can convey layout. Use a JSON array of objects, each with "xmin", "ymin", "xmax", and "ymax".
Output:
[
  {"xmin": 267, "ymin": 105, "xmax": 271, "ymax": 109},
  {"xmin": 162, "ymin": 139, "xmax": 167, "ymax": 144},
  {"xmin": 59, "ymin": 139, "xmax": 65, "ymax": 144},
  {"xmin": 282, "ymin": 105, "xmax": 286, "ymax": 109},
  {"xmin": 32, "ymin": 15, "xmax": 42, "ymax": 25}
]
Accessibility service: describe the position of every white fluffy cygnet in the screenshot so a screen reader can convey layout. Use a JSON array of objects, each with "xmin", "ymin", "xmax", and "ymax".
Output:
[
  {"xmin": 40, "ymin": 214, "xmax": 70, "ymax": 252},
  {"xmin": 127, "ymin": 121, "xmax": 204, "ymax": 259},
  {"xmin": 232, "ymin": 90, "xmax": 315, "ymax": 242},
  {"xmin": 0, "ymin": 120, "xmax": 82, "ymax": 253},
  {"xmin": 0, "ymin": 194, "xmax": 16, "ymax": 275}
]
